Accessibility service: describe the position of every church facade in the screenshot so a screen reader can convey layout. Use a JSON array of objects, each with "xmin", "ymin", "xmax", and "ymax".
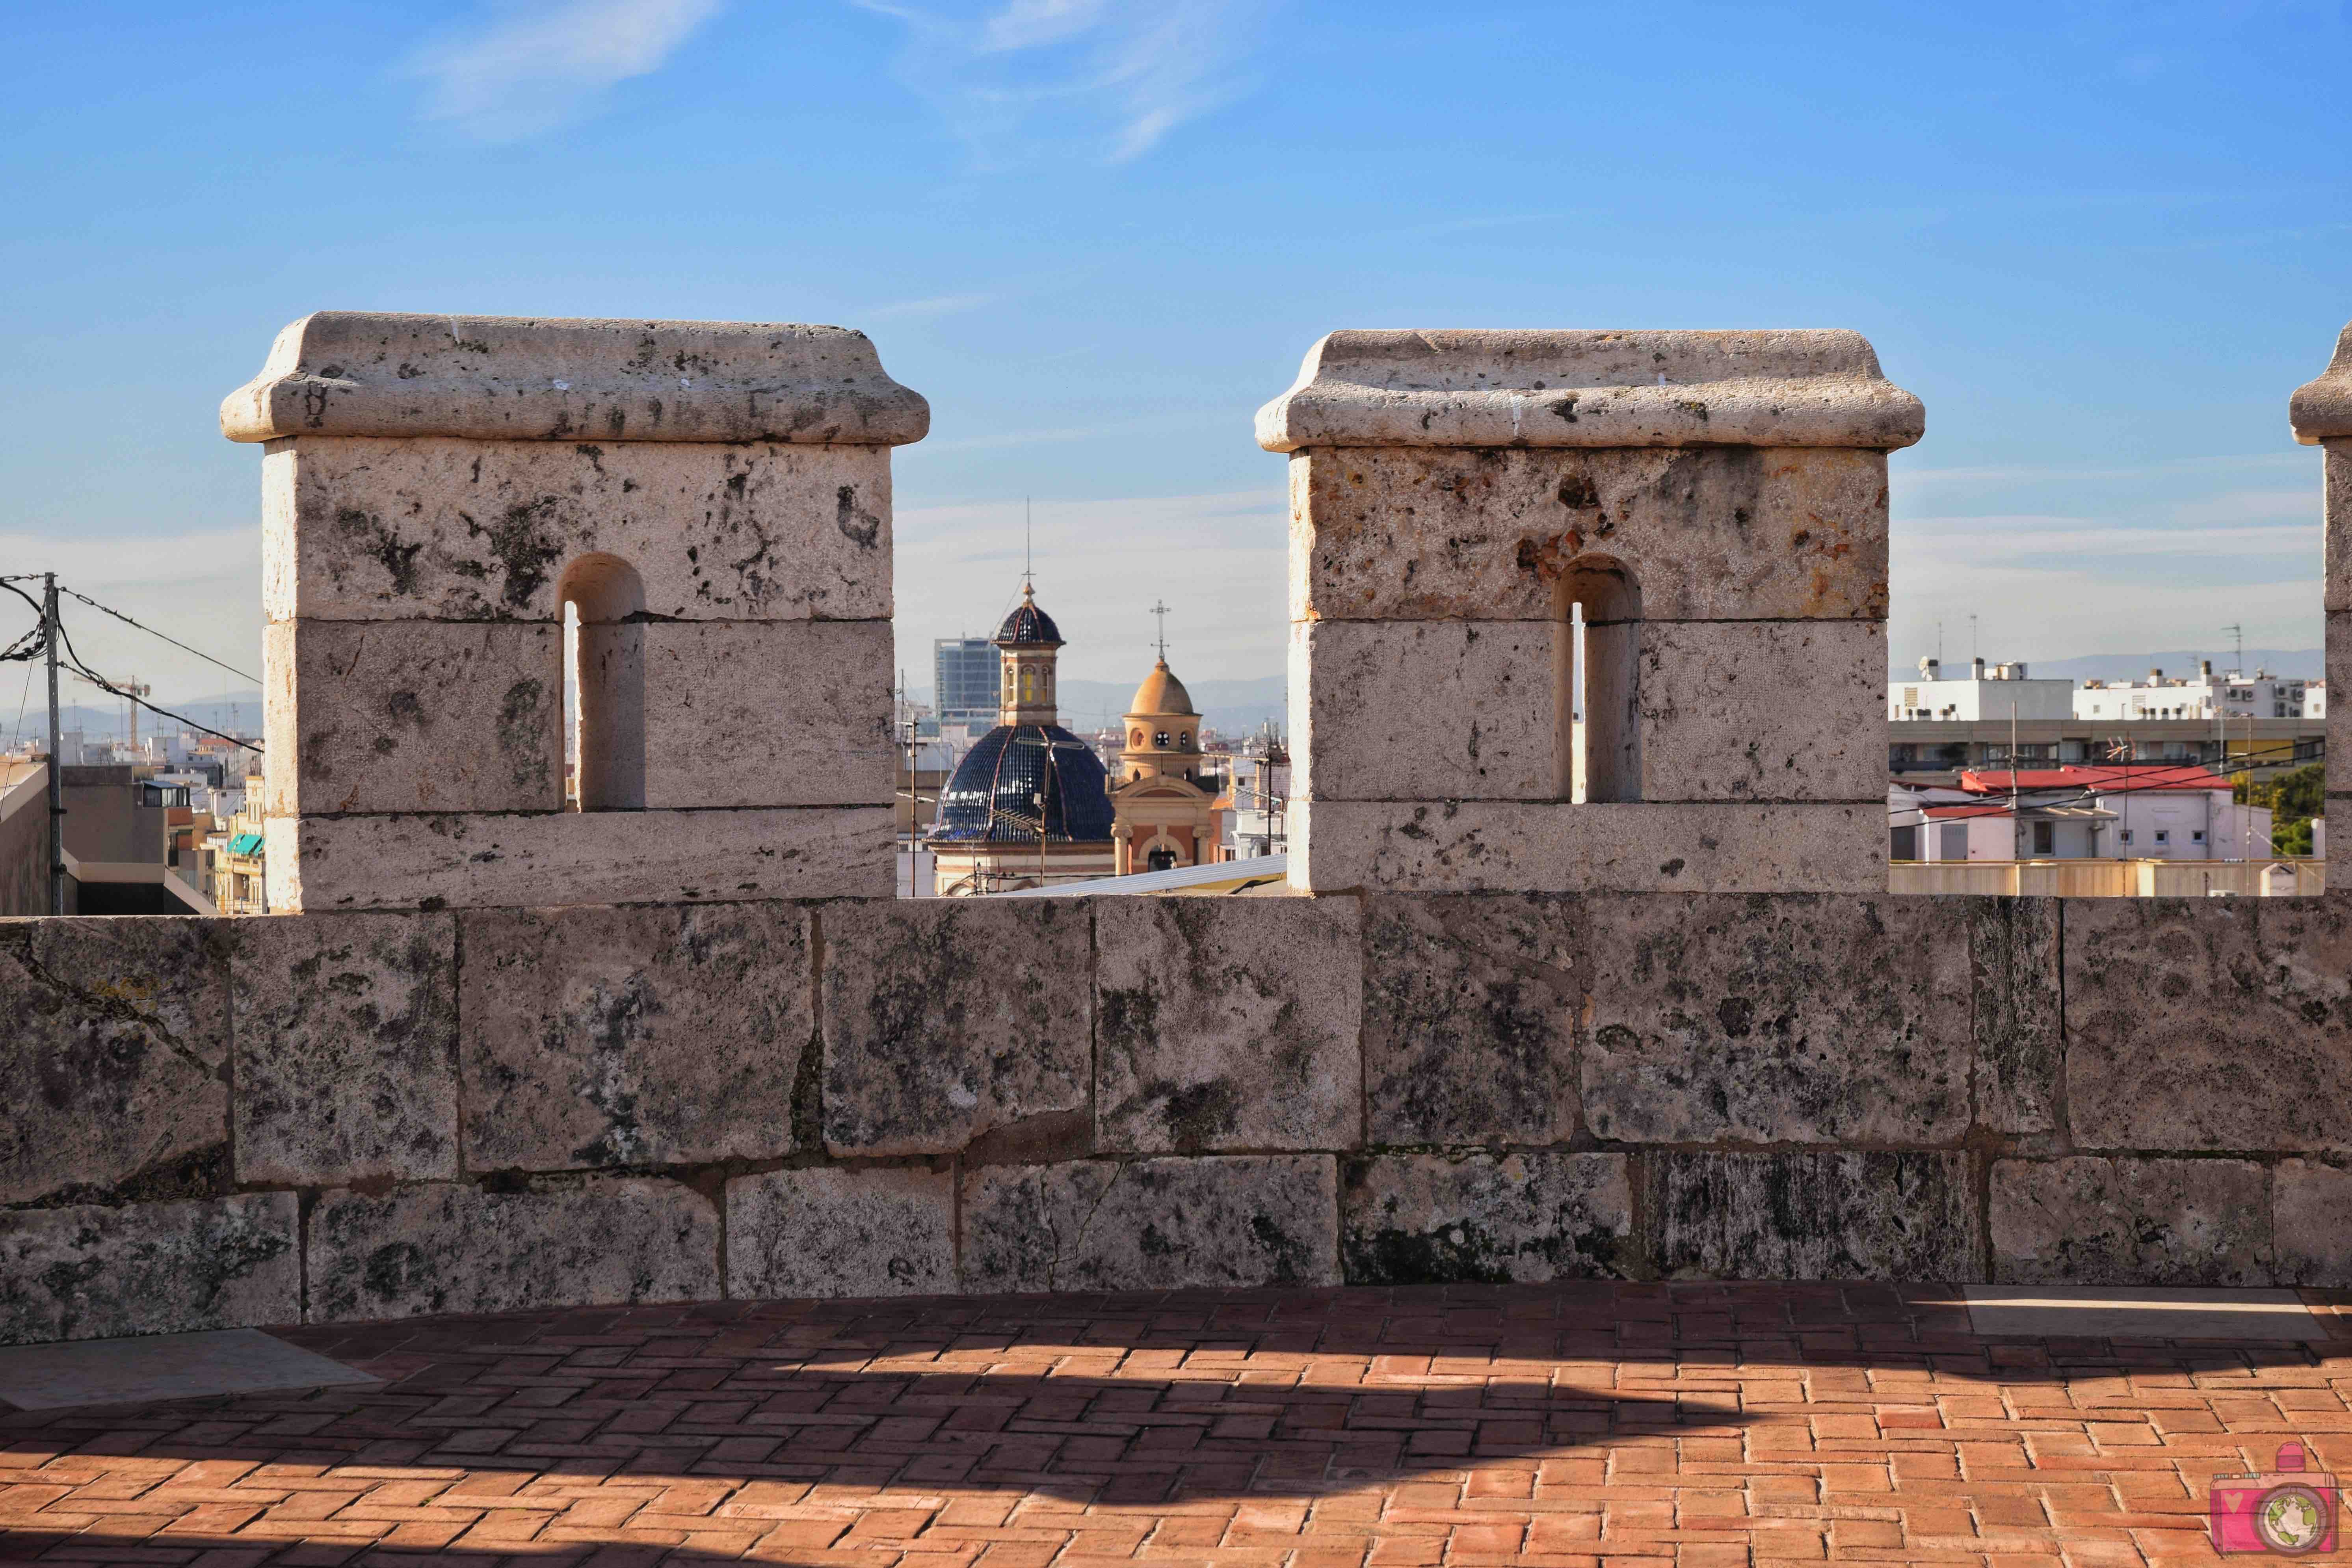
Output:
[{"xmin": 1109, "ymin": 658, "xmax": 1221, "ymax": 874}]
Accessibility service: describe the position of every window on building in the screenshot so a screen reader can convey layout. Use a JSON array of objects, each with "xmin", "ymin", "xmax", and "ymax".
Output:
[
  {"xmin": 2032, "ymin": 821, "xmax": 2054, "ymax": 856},
  {"xmin": 2154, "ymin": 830, "xmax": 2170, "ymax": 845},
  {"xmin": 2192, "ymin": 829, "xmax": 2206, "ymax": 844},
  {"xmin": 1147, "ymin": 847, "xmax": 1179, "ymax": 872},
  {"xmin": 1939, "ymin": 823, "xmax": 1968, "ymax": 860},
  {"xmin": 1154, "ymin": 731, "xmax": 1169, "ymax": 747},
  {"xmin": 2121, "ymin": 829, "xmax": 2134, "ymax": 846}
]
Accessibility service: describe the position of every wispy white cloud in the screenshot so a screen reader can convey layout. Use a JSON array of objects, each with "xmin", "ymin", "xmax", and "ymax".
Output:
[
  {"xmin": 859, "ymin": 292, "xmax": 995, "ymax": 320},
  {"xmin": 855, "ymin": 0, "xmax": 1275, "ymax": 166},
  {"xmin": 413, "ymin": 0, "xmax": 725, "ymax": 141}
]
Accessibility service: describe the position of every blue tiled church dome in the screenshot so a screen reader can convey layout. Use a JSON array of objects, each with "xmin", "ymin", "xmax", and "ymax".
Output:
[
  {"xmin": 995, "ymin": 590, "xmax": 1063, "ymax": 647},
  {"xmin": 930, "ymin": 724, "xmax": 1114, "ymax": 844}
]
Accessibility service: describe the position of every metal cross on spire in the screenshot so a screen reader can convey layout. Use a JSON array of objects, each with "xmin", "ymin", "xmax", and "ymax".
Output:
[
  {"xmin": 1022, "ymin": 497, "xmax": 1034, "ymax": 596},
  {"xmin": 1148, "ymin": 598, "xmax": 1171, "ymax": 662}
]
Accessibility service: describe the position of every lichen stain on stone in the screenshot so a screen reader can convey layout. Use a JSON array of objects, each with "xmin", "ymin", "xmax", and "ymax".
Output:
[
  {"xmin": 462, "ymin": 499, "xmax": 568, "ymax": 610},
  {"xmin": 835, "ymin": 485, "xmax": 882, "ymax": 549}
]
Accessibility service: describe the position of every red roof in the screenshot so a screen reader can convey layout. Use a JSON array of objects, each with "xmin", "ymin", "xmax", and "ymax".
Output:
[
  {"xmin": 1922, "ymin": 803, "xmax": 2012, "ymax": 820},
  {"xmin": 1958, "ymin": 765, "xmax": 2231, "ymax": 795}
]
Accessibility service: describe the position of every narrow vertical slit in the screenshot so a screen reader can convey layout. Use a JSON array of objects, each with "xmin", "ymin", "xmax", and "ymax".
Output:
[{"xmin": 562, "ymin": 600, "xmax": 581, "ymax": 812}]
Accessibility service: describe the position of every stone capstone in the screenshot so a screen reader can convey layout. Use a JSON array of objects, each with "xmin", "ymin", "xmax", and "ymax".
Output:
[
  {"xmin": 1257, "ymin": 330, "xmax": 1924, "ymax": 452},
  {"xmin": 223, "ymin": 314, "xmax": 930, "ymax": 446}
]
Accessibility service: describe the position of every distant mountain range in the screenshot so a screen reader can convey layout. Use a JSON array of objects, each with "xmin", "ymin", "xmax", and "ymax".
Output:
[
  {"xmin": 11, "ymin": 693, "xmax": 265, "ymax": 744},
  {"xmin": 1891, "ymin": 649, "xmax": 2322, "ymax": 683}
]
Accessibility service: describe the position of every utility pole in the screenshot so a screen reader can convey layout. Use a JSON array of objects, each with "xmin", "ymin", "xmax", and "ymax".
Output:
[
  {"xmin": 43, "ymin": 574, "xmax": 63, "ymax": 915},
  {"xmin": 2010, "ymin": 701, "xmax": 2020, "ymax": 859}
]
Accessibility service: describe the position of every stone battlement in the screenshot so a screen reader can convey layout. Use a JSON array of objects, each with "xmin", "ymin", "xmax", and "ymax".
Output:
[{"xmin": 1, "ymin": 313, "xmax": 2347, "ymax": 1346}]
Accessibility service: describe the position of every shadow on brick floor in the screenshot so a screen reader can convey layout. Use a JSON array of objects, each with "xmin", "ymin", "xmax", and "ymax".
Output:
[{"xmin": 4, "ymin": 1280, "xmax": 2350, "ymax": 1565}]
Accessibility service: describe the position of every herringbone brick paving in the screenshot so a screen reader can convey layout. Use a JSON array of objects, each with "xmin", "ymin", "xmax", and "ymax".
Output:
[{"xmin": 6, "ymin": 1282, "xmax": 2352, "ymax": 1566}]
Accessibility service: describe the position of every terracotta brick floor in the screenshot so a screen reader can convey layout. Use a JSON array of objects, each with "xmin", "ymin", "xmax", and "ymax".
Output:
[{"xmin": 8, "ymin": 1282, "xmax": 2352, "ymax": 1566}]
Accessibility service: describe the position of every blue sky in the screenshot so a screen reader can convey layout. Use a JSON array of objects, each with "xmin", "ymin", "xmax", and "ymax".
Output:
[{"xmin": 2, "ymin": 0, "xmax": 2345, "ymax": 706}]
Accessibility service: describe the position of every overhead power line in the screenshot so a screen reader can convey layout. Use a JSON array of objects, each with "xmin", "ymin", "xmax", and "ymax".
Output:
[
  {"xmin": 56, "ymin": 586, "xmax": 260, "ymax": 686},
  {"xmin": 50, "ymin": 613, "xmax": 262, "ymax": 756}
]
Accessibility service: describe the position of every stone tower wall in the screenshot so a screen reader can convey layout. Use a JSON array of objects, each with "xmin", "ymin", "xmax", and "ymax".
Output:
[{"xmin": 0, "ymin": 315, "xmax": 2347, "ymax": 1346}]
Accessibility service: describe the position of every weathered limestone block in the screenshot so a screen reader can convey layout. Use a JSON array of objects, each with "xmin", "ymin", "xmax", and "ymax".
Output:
[
  {"xmin": 261, "ymin": 438, "xmax": 897, "ymax": 623},
  {"xmin": 1651, "ymin": 1151, "xmax": 1981, "ymax": 1280},
  {"xmin": 460, "ymin": 903, "xmax": 811, "ymax": 1170},
  {"xmin": 225, "ymin": 314, "xmax": 928, "ymax": 447},
  {"xmin": 231, "ymin": 912, "xmax": 459, "ymax": 1184},
  {"xmin": 1361, "ymin": 895, "xmax": 1578, "ymax": 1146},
  {"xmin": 2331, "ymin": 611, "xmax": 2349, "ymax": 808},
  {"xmin": 641, "ymin": 621, "xmax": 894, "ymax": 809},
  {"xmin": 2293, "ymin": 324, "xmax": 2352, "ymax": 592},
  {"xmin": 1990, "ymin": 1156, "xmax": 2271, "ymax": 1285},
  {"xmin": 1583, "ymin": 895, "xmax": 1971, "ymax": 1145},
  {"xmin": 2274, "ymin": 1160, "xmax": 2352, "ymax": 1286},
  {"xmin": 268, "ymin": 806, "xmax": 893, "ymax": 911},
  {"xmin": 1290, "ymin": 621, "xmax": 1555, "ymax": 802},
  {"xmin": 961, "ymin": 1155, "xmax": 1339, "ymax": 1293},
  {"xmin": 1294, "ymin": 801, "xmax": 1885, "ymax": 895},
  {"xmin": 822, "ymin": 901, "xmax": 1090, "ymax": 1157},
  {"xmin": 1284, "ymin": 446, "xmax": 1893, "ymax": 624},
  {"xmin": 1342, "ymin": 1152, "xmax": 1631, "ymax": 1284},
  {"xmin": 1969, "ymin": 898, "xmax": 2062, "ymax": 1136},
  {"xmin": 0, "ymin": 919, "xmax": 230, "ymax": 1206},
  {"xmin": 1261, "ymin": 330, "xmax": 1924, "ymax": 458},
  {"xmin": 2066, "ymin": 900, "xmax": 2352, "ymax": 1151},
  {"xmin": 263, "ymin": 619, "xmax": 561, "ymax": 816},
  {"xmin": 726, "ymin": 1166, "xmax": 954, "ymax": 1298},
  {"xmin": 1634, "ymin": 620, "xmax": 1884, "ymax": 802},
  {"xmin": 1290, "ymin": 619, "xmax": 1880, "ymax": 805},
  {"xmin": 2330, "ymin": 448, "xmax": 2352, "ymax": 614},
  {"xmin": 2292, "ymin": 333, "xmax": 2350, "ymax": 804},
  {"xmin": 0, "ymin": 1194, "xmax": 298, "ymax": 1346},
  {"xmin": 1095, "ymin": 899, "xmax": 1362, "ymax": 1153},
  {"xmin": 309, "ymin": 1176, "xmax": 718, "ymax": 1322}
]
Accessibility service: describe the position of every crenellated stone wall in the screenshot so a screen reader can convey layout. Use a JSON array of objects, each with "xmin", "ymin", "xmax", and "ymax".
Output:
[
  {"xmin": 6, "ymin": 891, "xmax": 2352, "ymax": 1345},
  {"xmin": 1, "ymin": 314, "xmax": 2347, "ymax": 1347}
]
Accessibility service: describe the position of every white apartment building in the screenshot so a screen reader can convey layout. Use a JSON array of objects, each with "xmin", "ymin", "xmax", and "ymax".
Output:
[
  {"xmin": 2073, "ymin": 661, "xmax": 2311, "ymax": 722},
  {"xmin": 1889, "ymin": 658, "xmax": 2073, "ymax": 721}
]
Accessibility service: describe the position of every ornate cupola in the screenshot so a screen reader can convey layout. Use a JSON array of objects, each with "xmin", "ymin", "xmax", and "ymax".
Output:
[
  {"xmin": 995, "ymin": 584, "xmax": 1062, "ymax": 727},
  {"xmin": 1120, "ymin": 660, "xmax": 1201, "ymax": 785}
]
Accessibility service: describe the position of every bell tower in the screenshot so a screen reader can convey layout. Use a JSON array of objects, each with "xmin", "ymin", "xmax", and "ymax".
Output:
[{"xmin": 996, "ymin": 584, "xmax": 1062, "ymax": 726}]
